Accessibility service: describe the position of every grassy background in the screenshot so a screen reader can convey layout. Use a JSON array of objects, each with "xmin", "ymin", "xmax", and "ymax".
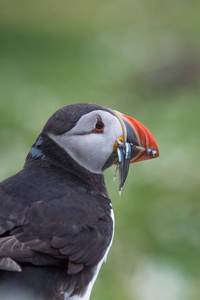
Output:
[{"xmin": 0, "ymin": 1, "xmax": 200, "ymax": 299}]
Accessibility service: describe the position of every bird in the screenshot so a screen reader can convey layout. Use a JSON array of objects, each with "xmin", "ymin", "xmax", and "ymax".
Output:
[{"xmin": 0, "ymin": 103, "xmax": 159, "ymax": 300}]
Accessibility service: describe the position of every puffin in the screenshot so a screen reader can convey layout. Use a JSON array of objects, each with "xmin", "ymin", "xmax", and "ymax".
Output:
[{"xmin": 0, "ymin": 103, "xmax": 159, "ymax": 300}]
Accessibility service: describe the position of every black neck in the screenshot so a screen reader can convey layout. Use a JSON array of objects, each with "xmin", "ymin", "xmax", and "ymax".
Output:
[{"xmin": 25, "ymin": 134, "xmax": 109, "ymax": 197}]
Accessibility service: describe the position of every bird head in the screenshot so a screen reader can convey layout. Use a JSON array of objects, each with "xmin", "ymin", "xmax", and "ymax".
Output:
[{"xmin": 31, "ymin": 103, "xmax": 159, "ymax": 192}]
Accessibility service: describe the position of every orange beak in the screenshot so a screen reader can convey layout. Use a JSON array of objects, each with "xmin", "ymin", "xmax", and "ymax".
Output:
[
  {"xmin": 113, "ymin": 111, "xmax": 159, "ymax": 192},
  {"xmin": 114, "ymin": 111, "xmax": 159, "ymax": 163},
  {"xmin": 120, "ymin": 112, "xmax": 159, "ymax": 162}
]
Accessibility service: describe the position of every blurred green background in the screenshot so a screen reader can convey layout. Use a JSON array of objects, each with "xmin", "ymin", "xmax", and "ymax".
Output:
[{"xmin": 0, "ymin": 1, "xmax": 200, "ymax": 299}]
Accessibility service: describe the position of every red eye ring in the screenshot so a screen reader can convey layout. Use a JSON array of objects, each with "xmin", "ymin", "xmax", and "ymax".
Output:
[{"xmin": 94, "ymin": 119, "xmax": 105, "ymax": 132}]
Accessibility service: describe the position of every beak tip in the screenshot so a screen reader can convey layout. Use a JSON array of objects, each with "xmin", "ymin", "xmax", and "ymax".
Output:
[
  {"xmin": 151, "ymin": 147, "xmax": 159, "ymax": 157},
  {"xmin": 144, "ymin": 143, "xmax": 159, "ymax": 161}
]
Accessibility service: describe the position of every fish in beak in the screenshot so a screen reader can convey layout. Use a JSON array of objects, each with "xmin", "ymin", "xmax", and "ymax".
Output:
[{"xmin": 114, "ymin": 111, "xmax": 159, "ymax": 193}]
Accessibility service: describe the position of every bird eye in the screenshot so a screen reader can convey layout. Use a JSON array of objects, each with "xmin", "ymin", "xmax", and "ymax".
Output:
[{"xmin": 94, "ymin": 119, "xmax": 105, "ymax": 132}]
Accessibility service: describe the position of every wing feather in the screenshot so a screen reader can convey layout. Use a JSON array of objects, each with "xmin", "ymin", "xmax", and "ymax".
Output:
[{"xmin": 0, "ymin": 168, "xmax": 113, "ymax": 274}]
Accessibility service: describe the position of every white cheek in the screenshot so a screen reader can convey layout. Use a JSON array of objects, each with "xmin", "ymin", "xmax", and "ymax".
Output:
[
  {"xmin": 53, "ymin": 133, "xmax": 116, "ymax": 173},
  {"xmin": 64, "ymin": 134, "xmax": 108, "ymax": 172},
  {"xmin": 49, "ymin": 112, "xmax": 122, "ymax": 174}
]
